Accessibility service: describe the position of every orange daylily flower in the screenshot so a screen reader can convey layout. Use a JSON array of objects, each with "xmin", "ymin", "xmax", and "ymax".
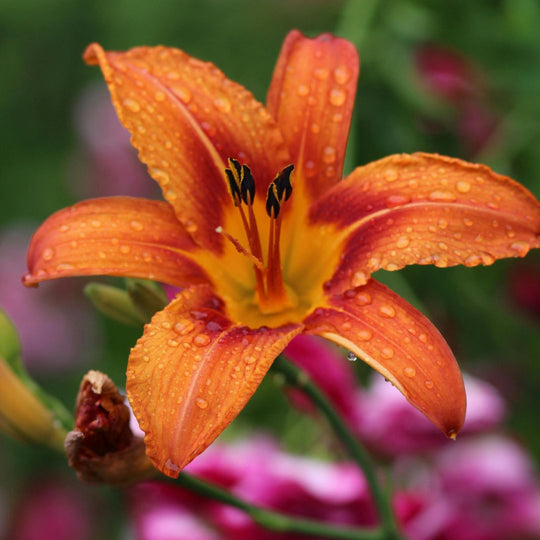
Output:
[{"xmin": 24, "ymin": 31, "xmax": 540, "ymax": 477}]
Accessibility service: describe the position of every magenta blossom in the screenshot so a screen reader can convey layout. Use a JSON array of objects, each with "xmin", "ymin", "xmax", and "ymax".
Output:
[
  {"xmin": 355, "ymin": 374, "xmax": 505, "ymax": 456},
  {"xmin": 283, "ymin": 335, "xmax": 358, "ymax": 425},
  {"xmin": 6, "ymin": 479, "xmax": 94, "ymax": 540},
  {"xmin": 0, "ymin": 225, "xmax": 98, "ymax": 372},
  {"xmin": 69, "ymin": 84, "xmax": 159, "ymax": 199},
  {"xmin": 400, "ymin": 435, "xmax": 540, "ymax": 540},
  {"xmin": 131, "ymin": 437, "xmax": 376, "ymax": 540}
]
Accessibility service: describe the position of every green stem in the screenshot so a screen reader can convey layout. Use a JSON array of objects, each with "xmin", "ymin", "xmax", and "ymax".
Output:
[
  {"xmin": 271, "ymin": 356, "xmax": 403, "ymax": 540},
  {"xmin": 174, "ymin": 472, "xmax": 384, "ymax": 540}
]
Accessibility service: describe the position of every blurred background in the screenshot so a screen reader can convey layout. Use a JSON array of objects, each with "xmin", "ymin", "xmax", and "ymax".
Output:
[{"xmin": 1, "ymin": 0, "xmax": 539, "ymax": 538}]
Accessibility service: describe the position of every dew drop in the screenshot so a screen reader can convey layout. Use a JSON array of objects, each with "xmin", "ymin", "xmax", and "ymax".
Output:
[
  {"xmin": 329, "ymin": 88, "xmax": 346, "ymax": 106},
  {"xmin": 352, "ymin": 271, "xmax": 368, "ymax": 287},
  {"xmin": 357, "ymin": 329, "xmax": 372, "ymax": 341},
  {"xmin": 120, "ymin": 245, "xmax": 131, "ymax": 254},
  {"xmin": 174, "ymin": 86, "xmax": 192, "ymax": 103},
  {"xmin": 91, "ymin": 220, "xmax": 101, "ymax": 228},
  {"xmin": 424, "ymin": 380, "xmax": 434, "ymax": 389},
  {"xmin": 396, "ymin": 236, "xmax": 410, "ymax": 248},
  {"xmin": 378, "ymin": 305, "xmax": 396, "ymax": 318},
  {"xmin": 56, "ymin": 263, "xmax": 74, "ymax": 271},
  {"xmin": 155, "ymin": 91, "xmax": 166, "ymax": 102},
  {"xmin": 304, "ymin": 160, "xmax": 316, "ymax": 178},
  {"xmin": 464, "ymin": 254, "xmax": 481, "ymax": 267},
  {"xmin": 214, "ymin": 97, "xmax": 231, "ymax": 113},
  {"xmin": 332, "ymin": 112, "xmax": 343, "ymax": 123},
  {"xmin": 168, "ymin": 339, "xmax": 179, "ymax": 347},
  {"xmin": 161, "ymin": 321, "xmax": 171, "ymax": 329},
  {"xmin": 130, "ymin": 220, "xmax": 144, "ymax": 231},
  {"xmin": 297, "ymin": 84, "xmax": 309, "ymax": 96},
  {"xmin": 60, "ymin": 224, "xmax": 69, "ymax": 232},
  {"xmin": 510, "ymin": 241, "xmax": 530, "ymax": 256},
  {"xmin": 385, "ymin": 194, "xmax": 410, "ymax": 208},
  {"xmin": 175, "ymin": 319, "xmax": 194, "ymax": 335},
  {"xmin": 322, "ymin": 146, "xmax": 336, "ymax": 164},
  {"xmin": 195, "ymin": 397, "xmax": 208, "ymax": 409},
  {"xmin": 311, "ymin": 123, "xmax": 320, "ymax": 134},
  {"xmin": 347, "ymin": 351, "xmax": 357, "ymax": 362},
  {"xmin": 355, "ymin": 291, "xmax": 372, "ymax": 306},
  {"xmin": 404, "ymin": 367, "xmax": 416, "ymax": 378},
  {"xmin": 382, "ymin": 347, "xmax": 394, "ymax": 359},
  {"xmin": 194, "ymin": 334, "xmax": 211, "ymax": 347},
  {"xmin": 333, "ymin": 65, "xmax": 351, "ymax": 84},
  {"xmin": 42, "ymin": 248, "xmax": 54, "ymax": 261},
  {"xmin": 418, "ymin": 333, "xmax": 428, "ymax": 343},
  {"xmin": 429, "ymin": 190, "xmax": 456, "ymax": 202},
  {"xmin": 123, "ymin": 98, "xmax": 141, "ymax": 112},
  {"xmin": 384, "ymin": 169, "xmax": 398, "ymax": 182},
  {"xmin": 463, "ymin": 217, "xmax": 473, "ymax": 227},
  {"xmin": 314, "ymin": 67, "xmax": 329, "ymax": 80},
  {"xmin": 438, "ymin": 219, "xmax": 448, "ymax": 229},
  {"xmin": 456, "ymin": 181, "xmax": 471, "ymax": 193},
  {"xmin": 150, "ymin": 168, "xmax": 170, "ymax": 185},
  {"xmin": 244, "ymin": 355, "xmax": 256, "ymax": 365}
]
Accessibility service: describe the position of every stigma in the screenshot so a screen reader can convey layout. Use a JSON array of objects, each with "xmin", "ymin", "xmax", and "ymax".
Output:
[{"xmin": 218, "ymin": 158, "xmax": 295, "ymax": 314}]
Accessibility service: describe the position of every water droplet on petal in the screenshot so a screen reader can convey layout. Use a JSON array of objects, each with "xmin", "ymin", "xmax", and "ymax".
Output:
[
  {"xmin": 194, "ymin": 334, "xmax": 211, "ymax": 347},
  {"xmin": 396, "ymin": 236, "xmax": 410, "ymax": 248},
  {"xmin": 120, "ymin": 245, "xmax": 131, "ymax": 254},
  {"xmin": 378, "ymin": 305, "xmax": 396, "ymax": 318},
  {"xmin": 195, "ymin": 397, "xmax": 208, "ymax": 409},
  {"xmin": 168, "ymin": 339, "xmax": 179, "ymax": 347},
  {"xmin": 123, "ymin": 98, "xmax": 141, "ymax": 112},
  {"xmin": 355, "ymin": 291, "xmax": 372, "ymax": 306},
  {"xmin": 244, "ymin": 355, "xmax": 256, "ymax": 365},
  {"xmin": 424, "ymin": 380, "xmax": 434, "ymax": 389},
  {"xmin": 42, "ymin": 248, "xmax": 54, "ymax": 261},
  {"xmin": 352, "ymin": 271, "xmax": 368, "ymax": 287},
  {"xmin": 347, "ymin": 351, "xmax": 357, "ymax": 362},
  {"xmin": 357, "ymin": 329, "xmax": 372, "ymax": 341},
  {"xmin": 456, "ymin": 181, "xmax": 471, "ymax": 193},
  {"xmin": 382, "ymin": 347, "xmax": 394, "ymax": 359},
  {"xmin": 150, "ymin": 168, "xmax": 170, "ymax": 185},
  {"xmin": 175, "ymin": 319, "xmax": 194, "ymax": 335},
  {"xmin": 429, "ymin": 190, "xmax": 456, "ymax": 202},
  {"xmin": 464, "ymin": 254, "xmax": 481, "ymax": 267},
  {"xmin": 297, "ymin": 84, "xmax": 309, "ymax": 96},
  {"xmin": 322, "ymin": 146, "xmax": 336, "ymax": 164},
  {"xmin": 333, "ymin": 65, "xmax": 351, "ymax": 84},
  {"xmin": 510, "ymin": 241, "xmax": 530, "ymax": 256},
  {"xmin": 418, "ymin": 333, "xmax": 428, "ymax": 343},
  {"xmin": 155, "ymin": 91, "xmax": 166, "ymax": 102},
  {"xmin": 329, "ymin": 88, "xmax": 346, "ymax": 106},
  {"xmin": 385, "ymin": 194, "xmax": 410, "ymax": 208},
  {"xmin": 404, "ymin": 366, "xmax": 416, "ymax": 378},
  {"xmin": 130, "ymin": 220, "xmax": 144, "ymax": 231},
  {"xmin": 213, "ymin": 97, "xmax": 231, "ymax": 113},
  {"xmin": 314, "ymin": 67, "xmax": 329, "ymax": 80}
]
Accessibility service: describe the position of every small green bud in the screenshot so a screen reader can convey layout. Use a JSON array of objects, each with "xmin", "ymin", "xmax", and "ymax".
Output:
[
  {"xmin": 84, "ymin": 282, "xmax": 145, "ymax": 326},
  {"xmin": 126, "ymin": 279, "xmax": 168, "ymax": 323}
]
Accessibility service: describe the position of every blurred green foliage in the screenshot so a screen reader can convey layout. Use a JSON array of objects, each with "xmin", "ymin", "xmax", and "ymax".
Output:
[{"xmin": 1, "ymin": 0, "xmax": 539, "ymax": 537}]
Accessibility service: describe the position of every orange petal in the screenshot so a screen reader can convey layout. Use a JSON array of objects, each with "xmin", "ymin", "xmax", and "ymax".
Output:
[
  {"xmin": 267, "ymin": 30, "xmax": 359, "ymax": 201},
  {"xmin": 24, "ymin": 197, "xmax": 209, "ymax": 287},
  {"xmin": 309, "ymin": 153, "xmax": 540, "ymax": 293},
  {"xmin": 304, "ymin": 279, "xmax": 466, "ymax": 438},
  {"xmin": 127, "ymin": 285, "xmax": 302, "ymax": 476},
  {"xmin": 84, "ymin": 44, "xmax": 290, "ymax": 253}
]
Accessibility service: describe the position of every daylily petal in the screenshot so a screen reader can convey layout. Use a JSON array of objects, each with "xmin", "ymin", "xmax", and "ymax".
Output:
[
  {"xmin": 303, "ymin": 279, "xmax": 466, "ymax": 438},
  {"xmin": 84, "ymin": 44, "xmax": 291, "ymax": 252},
  {"xmin": 24, "ymin": 197, "xmax": 209, "ymax": 287},
  {"xmin": 309, "ymin": 153, "xmax": 540, "ymax": 292},
  {"xmin": 127, "ymin": 285, "xmax": 302, "ymax": 476},
  {"xmin": 267, "ymin": 30, "xmax": 359, "ymax": 201}
]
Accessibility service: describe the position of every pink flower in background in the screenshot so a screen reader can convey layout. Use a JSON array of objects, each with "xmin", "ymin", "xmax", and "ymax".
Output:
[
  {"xmin": 355, "ymin": 374, "xmax": 505, "ymax": 456},
  {"xmin": 131, "ymin": 437, "xmax": 376, "ymax": 540},
  {"xmin": 69, "ymin": 84, "xmax": 159, "ymax": 199},
  {"xmin": 415, "ymin": 44, "xmax": 498, "ymax": 156},
  {"xmin": 0, "ymin": 226, "xmax": 98, "ymax": 372},
  {"xmin": 507, "ymin": 259, "xmax": 540, "ymax": 320},
  {"xmin": 283, "ymin": 335, "xmax": 358, "ymax": 425},
  {"xmin": 6, "ymin": 478, "xmax": 94, "ymax": 540},
  {"xmin": 401, "ymin": 436, "xmax": 540, "ymax": 540}
]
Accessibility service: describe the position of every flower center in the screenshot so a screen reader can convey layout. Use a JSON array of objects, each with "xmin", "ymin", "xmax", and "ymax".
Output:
[{"xmin": 217, "ymin": 159, "xmax": 295, "ymax": 315}]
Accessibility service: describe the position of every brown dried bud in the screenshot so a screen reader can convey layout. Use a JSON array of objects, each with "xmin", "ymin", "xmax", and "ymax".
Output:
[{"xmin": 66, "ymin": 370, "xmax": 155, "ymax": 485}]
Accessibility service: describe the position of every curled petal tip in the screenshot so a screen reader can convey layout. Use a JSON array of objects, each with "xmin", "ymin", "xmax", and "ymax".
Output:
[
  {"xmin": 21, "ymin": 273, "xmax": 38, "ymax": 288},
  {"xmin": 82, "ymin": 43, "xmax": 102, "ymax": 65}
]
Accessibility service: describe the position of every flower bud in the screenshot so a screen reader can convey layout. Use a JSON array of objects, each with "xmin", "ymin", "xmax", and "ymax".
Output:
[
  {"xmin": 84, "ymin": 282, "xmax": 145, "ymax": 326},
  {"xmin": 0, "ymin": 308, "xmax": 69, "ymax": 450},
  {"xmin": 66, "ymin": 370, "xmax": 155, "ymax": 485},
  {"xmin": 126, "ymin": 278, "xmax": 168, "ymax": 323}
]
